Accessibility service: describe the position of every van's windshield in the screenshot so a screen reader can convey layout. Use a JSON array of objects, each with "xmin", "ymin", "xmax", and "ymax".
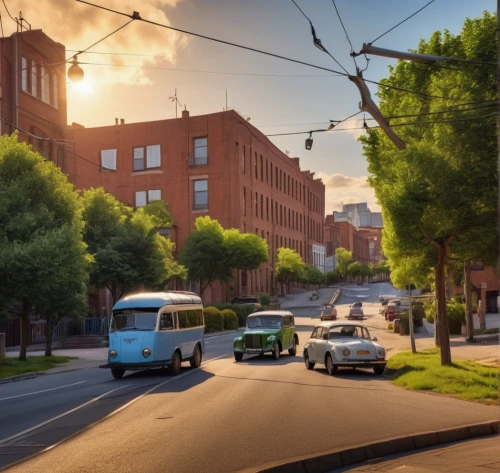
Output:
[{"xmin": 111, "ymin": 309, "xmax": 158, "ymax": 332}]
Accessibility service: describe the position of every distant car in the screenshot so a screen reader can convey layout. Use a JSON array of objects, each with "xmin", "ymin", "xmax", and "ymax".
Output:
[
  {"xmin": 233, "ymin": 311, "xmax": 299, "ymax": 362},
  {"xmin": 321, "ymin": 304, "xmax": 337, "ymax": 321},
  {"xmin": 231, "ymin": 296, "xmax": 262, "ymax": 309},
  {"xmin": 303, "ymin": 322, "xmax": 387, "ymax": 375},
  {"xmin": 348, "ymin": 302, "xmax": 364, "ymax": 320}
]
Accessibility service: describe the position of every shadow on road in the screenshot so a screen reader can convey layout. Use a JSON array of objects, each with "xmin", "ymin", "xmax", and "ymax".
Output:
[{"xmin": 234, "ymin": 354, "xmax": 302, "ymax": 366}]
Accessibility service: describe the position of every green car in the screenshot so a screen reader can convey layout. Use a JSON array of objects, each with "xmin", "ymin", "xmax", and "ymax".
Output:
[{"xmin": 233, "ymin": 310, "xmax": 299, "ymax": 362}]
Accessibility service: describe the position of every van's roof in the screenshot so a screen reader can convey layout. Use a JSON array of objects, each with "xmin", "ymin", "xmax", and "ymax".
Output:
[
  {"xmin": 113, "ymin": 292, "xmax": 202, "ymax": 310},
  {"xmin": 247, "ymin": 310, "xmax": 293, "ymax": 317}
]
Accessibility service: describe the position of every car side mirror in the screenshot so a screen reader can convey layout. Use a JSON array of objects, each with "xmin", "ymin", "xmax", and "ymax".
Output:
[{"xmin": 372, "ymin": 337, "xmax": 378, "ymax": 342}]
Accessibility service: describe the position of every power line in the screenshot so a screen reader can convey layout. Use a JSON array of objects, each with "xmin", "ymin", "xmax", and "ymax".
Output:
[
  {"xmin": 0, "ymin": 12, "xmax": 4, "ymax": 37},
  {"xmin": 77, "ymin": 61, "xmax": 344, "ymax": 78},
  {"xmin": 364, "ymin": 79, "xmax": 456, "ymax": 100},
  {"xmin": 66, "ymin": 49, "xmax": 184, "ymax": 59},
  {"xmin": 1, "ymin": 0, "xmax": 16, "ymax": 25},
  {"xmin": 76, "ymin": 0, "xmax": 350, "ymax": 77},
  {"xmin": 371, "ymin": 0, "xmax": 437, "ymax": 45},
  {"xmin": 331, "ymin": 0, "xmax": 358, "ymax": 69},
  {"xmin": 265, "ymin": 113, "xmax": 495, "ymax": 137}
]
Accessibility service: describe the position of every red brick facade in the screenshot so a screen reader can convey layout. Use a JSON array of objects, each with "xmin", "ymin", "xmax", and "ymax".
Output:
[{"xmin": 68, "ymin": 109, "xmax": 325, "ymax": 303}]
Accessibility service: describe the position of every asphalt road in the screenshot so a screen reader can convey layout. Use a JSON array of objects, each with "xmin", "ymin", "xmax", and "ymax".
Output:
[{"xmin": 2, "ymin": 283, "xmax": 499, "ymax": 473}]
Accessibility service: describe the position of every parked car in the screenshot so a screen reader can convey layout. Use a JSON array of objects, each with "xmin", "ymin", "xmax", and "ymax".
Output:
[
  {"xmin": 233, "ymin": 311, "xmax": 299, "ymax": 362},
  {"xmin": 231, "ymin": 296, "xmax": 262, "ymax": 309},
  {"xmin": 348, "ymin": 302, "xmax": 364, "ymax": 320},
  {"xmin": 303, "ymin": 322, "xmax": 387, "ymax": 375},
  {"xmin": 384, "ymin": 299, "xmax": 409, "ymax": 321},
  {"xmin": 321, "ymin": 304, "xmax": 337, "ymax": 321}
]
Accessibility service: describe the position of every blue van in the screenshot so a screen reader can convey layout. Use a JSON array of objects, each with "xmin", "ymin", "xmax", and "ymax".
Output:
[{"xmin": 100, "ymin": 291, "xmax": 205, "ymax": 379}]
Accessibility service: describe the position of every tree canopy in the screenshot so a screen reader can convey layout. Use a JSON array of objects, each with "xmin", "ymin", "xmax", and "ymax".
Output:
[
  {"xmin": 360, "ymin": 12, "xmax": 497, "ymax": 365},
  {"xmin": 275, "ymin": 248, "xmax": 304, "ymax": 291},
  {"xmin": 335, "ymin": 247, "xmax": 353, "ymax": 280}
]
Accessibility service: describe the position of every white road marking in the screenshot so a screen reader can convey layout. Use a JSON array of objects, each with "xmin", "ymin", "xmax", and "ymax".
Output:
[
  {"xmin": 0, "ymin": 384, "xmax": 130, "ymax": 446},
  {"xmin": 0, "ymin": 381, "xmax": 88, "ymax": 402}
]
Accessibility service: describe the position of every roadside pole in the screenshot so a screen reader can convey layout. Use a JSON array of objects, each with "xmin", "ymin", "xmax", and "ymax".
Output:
[{"xmin": 408, "ymin": 285, "xmax": 416, "ymax": 353}]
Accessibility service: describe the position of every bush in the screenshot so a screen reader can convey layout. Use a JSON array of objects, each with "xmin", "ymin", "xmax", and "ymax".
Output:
[
  {"xmin": 221, "ymin": 309, "xmax": 238, "ymax": 330},
  {"xmin": 388, "ymin": 323, "xmax": 393, "ymax": 330},
  {"xmin": 424, "ymin": 299, "xmax": 436, "ymax": 323},
  {"xmin": 259, "ymin": 293, "xmax": 271, "ymax": 307},
  {"xmin": 447, "ymin": 301, "xmax": 465, "ymax": 334},
  {"xmin": 203, "ymin": 307, "xmax": 223, "ymax": 333},
  {"xmin": 412, "ymin": 304, "xmax": 425, "ymax": 327},
  {"xmin": 207, "ymin": 303, "xmax": 255, "ymax": 327},
  {"xmin": 452, "ymin": 294, "xmax": 464, "ymax": 303}
]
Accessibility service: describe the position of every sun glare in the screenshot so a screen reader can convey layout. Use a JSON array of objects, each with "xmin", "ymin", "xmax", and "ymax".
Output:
[{"xmin": 71, "ymin": 78, "xmax": 95, "ymax": 95}]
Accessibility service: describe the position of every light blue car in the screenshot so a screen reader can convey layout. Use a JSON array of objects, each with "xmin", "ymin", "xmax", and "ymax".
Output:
[{"xmin": 100, "ymin": 292, "xmax": 205, "ymax": 379}]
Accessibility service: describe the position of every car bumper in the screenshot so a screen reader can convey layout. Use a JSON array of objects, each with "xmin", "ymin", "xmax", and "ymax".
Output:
[
  {"xmin": 235, "ymin": 348, "xmax": 272, "ymax": 354},
  {"xmin": 100, "ymin": 360, "xmax": 171, "ymax": 370},
  {"xmin": 333, "ymin": 360, "xmax": 386, "ymax": 368}
]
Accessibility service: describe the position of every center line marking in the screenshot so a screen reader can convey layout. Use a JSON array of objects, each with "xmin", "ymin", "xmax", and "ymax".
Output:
[{"xmin": 0, "ymin": 381, "xmax": 88, "ymax": 402}]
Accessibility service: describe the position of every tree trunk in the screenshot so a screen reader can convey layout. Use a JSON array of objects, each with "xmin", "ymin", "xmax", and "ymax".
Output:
[
  {"xmin": 435, "ymin": 246, "xmax": 452, "ymax": 366},
  {"xmin": 45, "ymin": 318, "xmax": 54, "ymax": 357},
  {"xmin": 433, "ymin": 266, "xmax": 441, "ymax": 348},
  {"xmin": 445, "ymin": 265, "xmax": 453, "ymax": 301},
  {"xmin": 464, "ymin": 260, "xmax": 474, "ymax": 342},
  {"xmin": 479, "ymin": 311, "xmax": 487, "ymax": 331},
  {"xmin": 19, "ymin": 300, "xmax": 31, "ymax": 361}
]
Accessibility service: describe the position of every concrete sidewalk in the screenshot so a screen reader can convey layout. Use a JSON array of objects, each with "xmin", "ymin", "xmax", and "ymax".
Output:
[
  {"xmin": 333, "ymin": 435, "xmax": 500, "ymax": 472},
  {"xmin": 279, "ymin": 287, "xmax": 339, "ymax": 309}
]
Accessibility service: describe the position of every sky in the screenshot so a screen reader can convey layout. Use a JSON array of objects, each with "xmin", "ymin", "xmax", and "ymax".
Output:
[{"xmin": 5, "ymin": 0, "xmax": 495, "ymax": 213}]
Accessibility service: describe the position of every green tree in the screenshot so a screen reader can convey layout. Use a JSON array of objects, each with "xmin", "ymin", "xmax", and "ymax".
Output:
[
  {"xmin": 275, "ymin": 248, "xmax": 304, "ymax": 293},
  {"xmin": 0, "ymin": 135, "xmax": 85, "ymax": 360},
  {"xmin": 360, "ymin": 12, "xmax": 497, "ymax": 365},
  {"xmin": 335, "ymin": 247, "xmax": 352, "ymax": 281},
  {"xmin": 360, "ymin": 264, "xmax": 373, "ymax": 283},
  {"xmin": 301, "ymin": 264, "xmax": 325, "ymax": 287},
  {"xmin": 180, "ymin": 217, "xmax": 232, "ymax": 296},
  {"xmin": 347, "ymin": 261, "xmax": 362, "ymax": 283},
  {"xmin": 82, "ymin": 189, "xmax": 184, "ymax": 304}
]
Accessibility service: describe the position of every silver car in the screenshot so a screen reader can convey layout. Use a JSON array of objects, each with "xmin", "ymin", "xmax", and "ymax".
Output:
[
  {"xmin": 348, "ymin": 302, "xmax": 364, "ymax": 319},
  {"xmin": 303, "ymin": 322, "xmax": 387, "ymax": 376}
]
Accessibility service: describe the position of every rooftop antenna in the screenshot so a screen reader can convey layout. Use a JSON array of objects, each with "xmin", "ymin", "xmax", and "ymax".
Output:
[{"xmin": 168, "ymin": 88, "xmax": 184, "ymax": 118}]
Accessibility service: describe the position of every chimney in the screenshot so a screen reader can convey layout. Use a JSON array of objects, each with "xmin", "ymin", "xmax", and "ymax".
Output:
[
  {"xmin": 182, "ymin": 109, "xmax": 189, "ymax": 119},
  {"xmin": 115, "ymin": 118, "xmax": 118, "ymax": 125},
  {"xmin": 120, "ymin": 119, "xmax": 125, "ymax": 125}
]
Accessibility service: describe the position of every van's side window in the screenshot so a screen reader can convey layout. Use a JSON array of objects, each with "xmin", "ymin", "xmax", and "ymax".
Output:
[
  {"xmin": 160, "ymin": 313, "xmax": 175, "ymax": 330},
  {"xmin": 178, "ymin": 309, "xmax": 204, "ymax": 329},
  {"xmin": 283, "ymin": 316, "xmax": 290, "ymax": 328}
]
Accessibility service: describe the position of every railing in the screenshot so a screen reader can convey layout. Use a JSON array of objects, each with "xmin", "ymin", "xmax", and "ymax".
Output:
[{"xmin": 29, "ymin": 317, "xmax": 109, "ymax": 344}]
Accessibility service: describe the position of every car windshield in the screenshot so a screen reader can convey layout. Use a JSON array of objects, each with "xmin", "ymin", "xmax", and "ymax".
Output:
[
  {"xmin": 328, "ymin": 326, "xmax": 363, "ymax": 339},
  {"xmin": 111, "ymin": 310, "xmax": 158, "ymax": 331},
  {"xmin": 247, "ymin": 316, "xmax": 282, "ymax": 329}
]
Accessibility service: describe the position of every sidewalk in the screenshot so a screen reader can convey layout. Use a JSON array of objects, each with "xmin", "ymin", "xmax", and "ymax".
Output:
[
  {"xmin": 279, "ymin": 287, "xmax": 339, "ymax": 309},
  {"xmin": 333, "ymin": 435, "xmax": 500, "ymax": 472}
]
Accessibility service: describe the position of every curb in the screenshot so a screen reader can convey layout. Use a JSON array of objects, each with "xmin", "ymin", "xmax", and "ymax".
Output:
[
  {"xmin": 281, "ymin": 306, "xmax": 324, "ymax": 311},
  {"xmin": 254, "ymin": 421, "xmax": 500, "ymax": 473},
  {"xmin": 0, "ymin": 372, "xmax": 48, "ymax": 384}
]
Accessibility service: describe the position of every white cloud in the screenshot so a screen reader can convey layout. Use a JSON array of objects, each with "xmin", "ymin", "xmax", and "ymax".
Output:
[
  {"xmin": 331, "ymin": 119, "xmax": 366, "ymax": 140},
  {"xmin": 14, "ymin": 0, "xmax": 187, "ymax": 85},
  {"xmin": 316, "ymin": 172, "xmax": 380, "ymax": 215}
]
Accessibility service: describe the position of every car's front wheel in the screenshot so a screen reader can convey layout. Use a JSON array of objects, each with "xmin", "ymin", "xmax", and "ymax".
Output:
[
  {"xmin": 272, "ymin": 342, "xmax": 280, "ymax": 360},
  {"xmin": 168, "ymin": 351, "xmax": 181, "ymax": 376},
  {"xmin": 373, "ymin": 364, "xmax": 385, "ymax": 375},
  {"xmin": 288, "ymin": 336, "xmax": 297, "ymax": 356},
  {"xmin": 190, "ymin": 345, "xmax": 202, "ymax": 368},
  {"xmin": 326, "ymin": 354, "xmax": 338, "ymax": 376},
  {"xmin": 234, "ymin": 352, "xmax": 243, "ymax": 362},
  {"xmin": 304, "ymin": 350, "xmax": 315, "ymax": 370}
]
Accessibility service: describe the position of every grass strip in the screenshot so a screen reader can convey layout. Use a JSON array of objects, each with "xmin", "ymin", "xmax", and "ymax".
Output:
[
  {"xmin": 0, "ymin": 356, "xmax": 78, "ymax": 379},
  {"xmin": 386, "ymin": 349, "xmax": 499, "ymax": 405}
]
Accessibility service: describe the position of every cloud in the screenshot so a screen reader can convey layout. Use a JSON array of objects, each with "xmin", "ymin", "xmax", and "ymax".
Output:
[
  {"xmin": 316, "ymin": 172, "xmax": 380, "ymax": 215},
  {"xmin": 13, "ymin": 0, "xmax": 187, "ymax": 85},
  {"xmin": 332, "ymin": 119, "xmax": 366, "ymax": 140}
]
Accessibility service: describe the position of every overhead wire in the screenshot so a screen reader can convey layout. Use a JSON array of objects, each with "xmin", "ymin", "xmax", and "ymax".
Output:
[
  {"xmin": 364, "ymin": 79, "xmax": 457, "ymax": 100},
  {"xmin": 75, "ymin": 0, "xmax": 350, "ymax": 77},
  {"xmin": 1, "ymin": 0, "xmax": 16, "ymax": 25},
  {"xmin": 370, "ymin": 0, "xmax": 437, "ymax": 44},
  {"xmin": 331, "ymin": 0, "xmax": 358, "ymax": 69}
]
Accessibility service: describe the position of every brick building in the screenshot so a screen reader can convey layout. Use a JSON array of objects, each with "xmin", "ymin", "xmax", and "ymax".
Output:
[
  {"xmin": 0, "ymin": 29, "xmax": 68, "ymax": 160},
  {"xmin": 68, "ymin": 109, "xmax": 325, "ymax": 303}
]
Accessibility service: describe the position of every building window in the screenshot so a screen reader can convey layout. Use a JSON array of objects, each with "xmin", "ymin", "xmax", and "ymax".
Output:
[
  {"xmin": 135, "ymin": 191, "xmax": 147, "ymax": 208},
  {"xmin": 254, "ymin": 152, "xmax": 258, "ymax": 178},
  {"xmin": 266, "ymin": 160, "xmax": 269, "ymax": 183},
  {"xmin": 31, "ymin": 60, "xmax": 37, "ymax": 96},
  {"xmin": 241, "ymin": 144, "xmax": 245, "ymax": 173},
  {"xmin": 271, "ymin": 199, "xmax": 274, "ymax": 223},
  {"xmin": 52, "ymin": 74, "xmax": 58, "ymax": 108},
  {"xmin": 148, "ymin": 189, "xmax": 161, "ymax": 201},
  {"xmin": 260, "ymin": 155, "xmax": 263, "ymax": 181},
  {"xmin": 243, "ymin": 187, "xmax": 247, "ymax": 216},
  {"xmin": 288, "ymin": 176, "xmax": 290, "ymax": 195},
  {"xmin": 255, "ymin": 192, "xmax": 258, "ymax": 217},
  {"xmin": 193, "ymin": 179, "xmax": 208, "ymax": 210},
  {"xmin": 21, "ymin": 57, "xmax": 28, "ymax": 91},
  {"xmin": 101, "ymin": 149, "xmax": 117, "ymax": 171},
  {"xmin": 266, "ymin": 197, "xmax": 269, "ymax": 221},
  {"xmin": 260, "ymin": 195, "xmax": 263, "ymax": 219},
  {"xmin": 41, "ymin": 66, "xmax": 50, "ymax": 103},
  {"xmin": 134, "ymin": 145, "xmax": 161, "ymax": 171},
  {"xmin": 193, "ymin": 137, "xmax": 208, "ymax": 166}
]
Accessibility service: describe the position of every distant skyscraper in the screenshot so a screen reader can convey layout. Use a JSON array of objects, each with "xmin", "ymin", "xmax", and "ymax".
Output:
[{"xmin": 333, "ymin": 203, "xmax": 383, "ymax": 229}]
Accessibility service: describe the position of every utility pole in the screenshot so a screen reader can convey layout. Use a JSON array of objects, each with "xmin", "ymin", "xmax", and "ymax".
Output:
[
  {"xmin": 174, "ymin": 88, "xmax": 178, "ymax": 118},
  {"xmin": 408, "ymin": 283, "xmax": 416, "ymax": 353}
]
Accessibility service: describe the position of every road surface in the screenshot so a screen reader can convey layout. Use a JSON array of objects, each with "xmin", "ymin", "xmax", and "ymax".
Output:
[{"xmin": 1, "ymin": 283, "xmax": 498, "ymax": 472}]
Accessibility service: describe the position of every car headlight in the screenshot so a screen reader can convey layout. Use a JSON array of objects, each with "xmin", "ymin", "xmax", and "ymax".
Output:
[
  {"xmin": 342, "ymin": 348, "xmax": 351, "ymax": 357},
  {"xmin": 142, "ymin": 348, "xmax": 152, "ymax": 358},
  {"xmin": 377, "ymin": 348, "xmax": 386, "ymax": 357},
  {"xmin": 109, "ymin": 350, "xmax": 117, "ymax": 358}
]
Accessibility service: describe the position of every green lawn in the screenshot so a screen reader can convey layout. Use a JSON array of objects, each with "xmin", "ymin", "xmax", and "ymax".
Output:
[
  {"xmin": 386, "ymin": 349, "xmax": 499, "ymax": 405},
  {"xmin": 473, "ymin": 328, "xmax": 499, "ymax": 335},
  {"xmin": 0, "ymin": 356, "xmax": 77, "ymax": 379}
]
